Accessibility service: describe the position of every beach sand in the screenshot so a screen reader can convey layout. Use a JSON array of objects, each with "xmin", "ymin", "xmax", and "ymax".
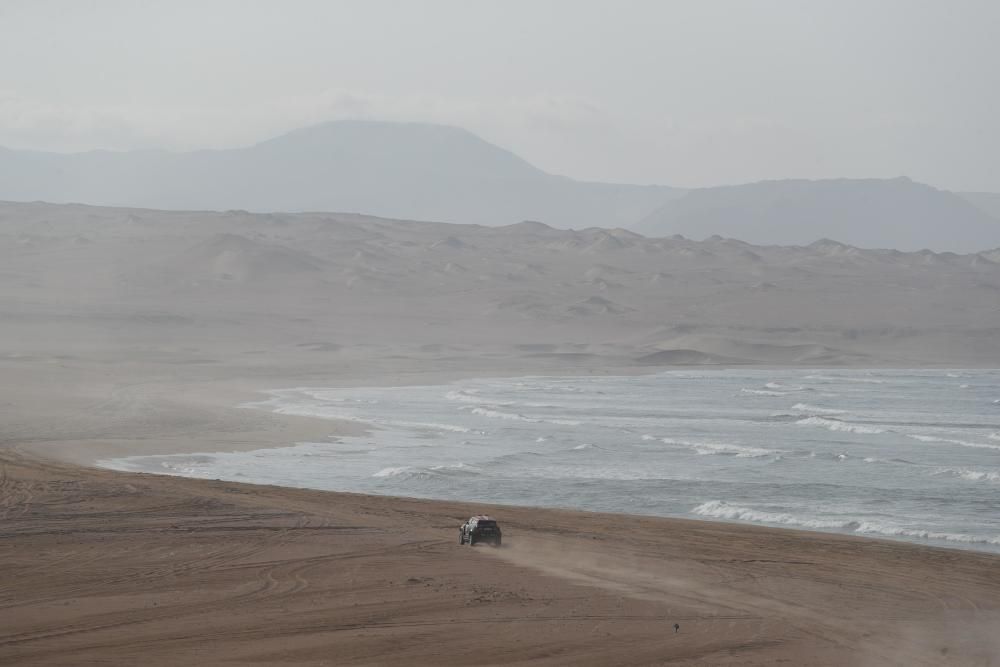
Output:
[
  {"xmin": 2, "ymin": 363, "xmax": 1000, "ymax": 666},
  {"xmin": 3, "ymin": 201, "xmax": 1000, "ymax": 664}
]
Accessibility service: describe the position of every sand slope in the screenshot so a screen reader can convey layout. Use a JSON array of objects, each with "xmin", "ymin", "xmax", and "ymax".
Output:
[{"xmin": 2, "ymin": 200, "xmax": 1000, "ymax": 369}]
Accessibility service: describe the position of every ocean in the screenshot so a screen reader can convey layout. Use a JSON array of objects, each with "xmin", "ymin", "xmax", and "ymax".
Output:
[{"xmin": 100, "ymin": 369, "xmax": 1000, "ymax": 553}]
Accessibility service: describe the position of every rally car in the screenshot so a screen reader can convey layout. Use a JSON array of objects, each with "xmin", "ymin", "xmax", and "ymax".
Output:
[{"xmin": 459, "ymin": 515, "xmax": 502, "ymax": 547}]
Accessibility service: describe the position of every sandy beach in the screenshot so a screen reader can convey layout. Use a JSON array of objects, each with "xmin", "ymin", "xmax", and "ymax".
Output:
[
  {"xmin": 2, "ymin": 359, "xmax": 999, "ymax": 666},
  {"xmin": 2, "ymin": 202, "xmax": 999, "ymax": 664}
]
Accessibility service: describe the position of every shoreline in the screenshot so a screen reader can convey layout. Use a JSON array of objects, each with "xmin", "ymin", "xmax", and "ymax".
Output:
[
  {"xmin": 3, "ymin": 443, "xmax": 999, "ymax": 665},
  {"xmin": 18, "ymin": 442, "xmax": 1000, "ymax": 563},
  {"xmin": 5, "ymin": 359, "xmax": 1000, "ymax": 664},
  {"xmin": 69, "ymin": 367, "xmax": 1000, "ymax": 558}
]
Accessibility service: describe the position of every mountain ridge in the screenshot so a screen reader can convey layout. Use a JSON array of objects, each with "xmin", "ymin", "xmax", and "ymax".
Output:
[
  {"xmin": 0, "ymin": 120, "xmax": 680, "ymax": 229},
  {"xmin": 2, "ymin": 120, "xmax": 998, "ymax": 251},
  {"xmin": 634, "ymin": 176, "xmax": 1000, "ymax": 253}
]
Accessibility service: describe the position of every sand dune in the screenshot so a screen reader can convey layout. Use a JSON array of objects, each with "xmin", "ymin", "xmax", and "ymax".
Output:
[{"xmin": 2, "ymin": 200, "xmax": 999, "ymax": 367}]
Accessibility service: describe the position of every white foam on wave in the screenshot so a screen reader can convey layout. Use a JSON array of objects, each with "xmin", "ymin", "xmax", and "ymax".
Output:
[
  {"xmin": 805, "ymin": 374, "xmax": 884, "ymax": 384},
  {"xmin": 373, "ymin": 466, "xmax": 413, "ymax": 478},
  {"xmin": 445, "ymin": 389, "xmax": 486, "ymax": 404},
  {"xmin": 267, "ymin": 403, "xmax": 366, "ymax": 422},
  {"xmin": 908, "ymin": 434, "xmax": 1000, "ymax": 451},
  {"xmin": 661, "ymin": 438, "xmax": 782, "ymax": 458},
  {"xmin": 792, "ymin": 403, "xmax": 847, "ymax": 415},
  {"xmin": 934, "ymin": 467, "xmax": 1000, "ymax": 483},
  {"xmin": 851, "ymin": 522, "xmax": 1000, "ymax": 546},
  {"xmin": 467, "ymin": 406, "xmax": 580, "ymax": 426},
  {"xmin": 373, "ymin": 462, "xmax": 479, "ymax": 480},
  {"xmin": 394, "ymin": 421, "xmax": 471, "ymax": 433},
  {"xmin": 572, "ymin": 443, "xmax": 594, "ymax": 450},
  {"xmin": 766, "ymin": 382, "xmax": 805, "ymax": 391},
  {"xmin": 548, "ymin": 418, "xmax": 583, "ymax": 426},
  {"xmin": 741, "ymin": 388, "xmax": 787, "ymax": 396},
  {"xmin": 990, "ymin": 432, "xmax": 1000, "ymax": 441},
  {"xmin": 470, "ymin": 406, "xmax": 530, "ymax": 421},
  {"xmin": 796, "ymin": 416, "xmax": 886, "ymax": 434},
  {"xmin": 431, "ymin": 462, "xmax": 479, "ymax": 472},
  {"xmin": 692, "ymin": 500, "xmax": 847, "ymax": 529},
  {"xmin": 692, "ymin": 501, "xmax": 1000, "ymax": 546}
]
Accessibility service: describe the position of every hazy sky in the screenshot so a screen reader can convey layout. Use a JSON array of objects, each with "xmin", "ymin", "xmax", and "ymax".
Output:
[{"xmin": 1, "ymin": 0, "xmax": 997, "ymax": 190}]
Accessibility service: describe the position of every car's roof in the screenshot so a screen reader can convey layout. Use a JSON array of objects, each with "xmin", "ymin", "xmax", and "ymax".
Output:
[{"xmin": 469, "ymin": 515, "xmax": 495, "ymax": 521}]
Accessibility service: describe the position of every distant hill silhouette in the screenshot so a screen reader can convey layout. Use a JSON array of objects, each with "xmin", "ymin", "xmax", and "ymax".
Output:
[
  {"xmin": 958, "ymin": 191, "xmax": 1000, "ymax": 222},
  {"xmin": 634, "ymin": 177, "xmax": 1000, "ymax": 252},
  {"xmin": 3, "ymin": 122, "xmax": 998, "ymax": 251},
  {"xmin": 0, "ymin": 120, "xmax": 679, "ymax": 229}
]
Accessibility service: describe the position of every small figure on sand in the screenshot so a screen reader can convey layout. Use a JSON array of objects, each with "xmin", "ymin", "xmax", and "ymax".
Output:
[{"xmin": 674, "ymin": 623, "xmax": 680, "ymax": 633}]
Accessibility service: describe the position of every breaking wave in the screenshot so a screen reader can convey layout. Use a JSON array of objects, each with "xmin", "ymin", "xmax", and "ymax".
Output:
[
  {"xmin": 861, "ymin": 456, "xmax": 914, "ymax": 465},
  {"xmin": 796, "ymin": 416, "xmax": 886, "ymax": 434},
  {"xmin": 692, "ymin": 500, "xmax": 847, "ymax": 529},
  {"xmin": 394, "ymin": 421, "xmax": 470, "ymax": 433},
  {"xmin": 373, "ymin": 462, "xmax": 479, "ymax": 480},
  {"xmin": 445, "ymin": 389, "xmax": 486, "ymax": 404},
  {"xmin": 766, "ymin": 382, "xmax": 805, "ymax": 391},
  {"xmin": 805, "ymin": 374, "xmax": 884, "ymax": 384},
  {"xmin": 692, "ymin": 501, "xmax": 1000, "ymax": 546},
  {"xmin": 908, "ymin": 434, "xmax": 1000, "ymax": 451},
  {"xmin": 741, "ymin": 388, "xmax": 787, "ymax": 396},
  {"xmin": 661, "ymin": 438, "xmax": 783, "ymax": 458},
  {"xmin": 465, "ymin": 406, "xmax": 580, "ymax": 426},
  {"xmin": 372, "ymin": 466, "xmax": 414, "ymax": 478},
  {"xmin": 851, "ymin": 523, "xmax": 1000, "ymax": 546},
  {"xmin": 934, "ymin": 467, "xmax": 1000, "ymax": 483},
  {"xmin": 792, "ymin": 403, "xmax": 847, "ymax": 415},
  {"xmin": 469, "ymin": 406, "xmax": 530, "ymax": 420}
]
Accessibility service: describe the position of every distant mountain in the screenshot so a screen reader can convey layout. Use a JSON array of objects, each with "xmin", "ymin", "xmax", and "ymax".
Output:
[
  {"xmin": 0, "ymin": 120, "xmax": 680, "ymax": 229},
  {"xmin": 958, "ymin": 191, "xmax": 1000, "ymax": 221},
  {"xmin": 633, "ymin": 177, "xmax": 1000, "ymax": 252}
]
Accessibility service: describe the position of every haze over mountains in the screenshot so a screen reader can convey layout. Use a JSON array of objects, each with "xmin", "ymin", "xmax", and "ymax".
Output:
[
  {"xmin": 636, "ymin": 177, "xmax": 1000, "ymax": 253},
  {"xmin": 0, "ymin": 120, "xmax": 678, "ymax": 230},
  {"xmin": 1, "ymin": 120, "xmax": 998, "ymax": 252}
]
